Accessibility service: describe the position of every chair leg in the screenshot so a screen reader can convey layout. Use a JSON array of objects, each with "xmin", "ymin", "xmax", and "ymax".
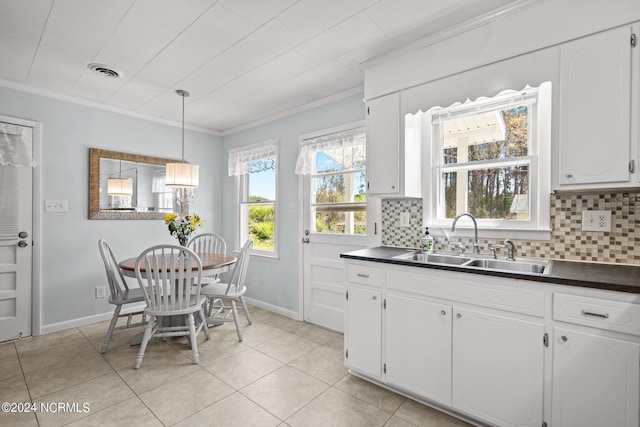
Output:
[
  {"xmin": 230, "ymin": 300, "xmax": 243, "ymax": 342},
  {"xmin": 199, "ymin": 307, "xmax": 210, "ymax": 340},
  {"xmin": 135, "ymin": 317, "xmax": 155, "ymax": 369},
  {"xmin": 101, "ymin": 304, "xmax": 121, "ymax": 353},
  {"xmin": 187, "ymin": 313, "xmax": 199, "ymax": 364},
  {"xmin": 240, "ymin": 296, "xmax": 252, "ymax": 325}
]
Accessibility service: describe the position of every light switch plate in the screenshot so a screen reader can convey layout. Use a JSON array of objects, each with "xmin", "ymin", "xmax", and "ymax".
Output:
[
  {"xmin": 45, "ymin": 200, "xmax": 68, "ymax": 212},
  {"xmin": 581, "ymin": 210, "xmax": 611, "ymax": 232},
  {"xmin": 400, "ymin": 212, "xmax": 410, "ymax": 227}
]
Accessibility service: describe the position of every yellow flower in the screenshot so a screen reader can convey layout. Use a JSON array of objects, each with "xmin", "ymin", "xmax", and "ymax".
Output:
[{"xmin": 164, "ymin": 213, "xmax": 177, "ymax": 225}]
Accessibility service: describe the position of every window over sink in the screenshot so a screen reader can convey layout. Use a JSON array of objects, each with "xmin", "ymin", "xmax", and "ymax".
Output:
[{"xmin": 417, "ymin": 82, "xmax": 552, "ymax": 239}]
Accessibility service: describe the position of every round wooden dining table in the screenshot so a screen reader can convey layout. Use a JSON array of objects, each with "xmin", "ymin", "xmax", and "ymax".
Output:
[
  {"xmin": 118, "ymin": 253, "xmax": 236, "ymax": 278},
  {"xmin": 118, "ymin": 252, "xmax": 236, "ymax": 342}
]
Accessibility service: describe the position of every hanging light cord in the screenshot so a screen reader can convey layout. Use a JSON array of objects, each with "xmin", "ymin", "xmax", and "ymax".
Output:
[{"xmin": 177, "ymin": 89, "xmax": 190, "ymax": 162}]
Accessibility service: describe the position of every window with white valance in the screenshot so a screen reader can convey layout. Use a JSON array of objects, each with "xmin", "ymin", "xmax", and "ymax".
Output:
[
  {"xmin": 229, "ymin": 140, "xmax": 278, "ymax": 256},
  {"xmin": 296, "ymin": 126, "xmax": 367, "ymax": 235}
]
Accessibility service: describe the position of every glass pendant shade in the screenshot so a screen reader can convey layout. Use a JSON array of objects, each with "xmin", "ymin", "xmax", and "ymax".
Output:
[
  {"xmin": 165, "ymin": 162, "xmax": 199, "ymax": 187},
  {"xmin": 107, "ymin": 178, "xmax": 133, "ymax": 195}
]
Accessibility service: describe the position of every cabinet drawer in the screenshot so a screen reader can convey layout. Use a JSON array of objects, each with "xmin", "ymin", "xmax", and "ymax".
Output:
[
  {"xmin": 347, "ymin": 263, "xmax": 383, "ymax": 286},
  {"xmin": 553, "ymin": 293, "xmax": 640, "ymax": 336}
]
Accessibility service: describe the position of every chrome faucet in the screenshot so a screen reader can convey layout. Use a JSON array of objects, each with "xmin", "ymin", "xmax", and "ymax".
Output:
[
  {"xmin": 504, "ymin": 239, "xmax": 516, "ymax": 261},
  {"xmin": 451, "ymin": 213, "xmax": 480, "ymax": 255}
]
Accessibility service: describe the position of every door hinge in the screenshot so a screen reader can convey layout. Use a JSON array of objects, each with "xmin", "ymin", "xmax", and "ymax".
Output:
[
  {"xmin": 346, "ymin": 291, "xmax": 348, "ymax": 300},
  {"xmin": 630, "ymin": 159, "xmax": 635, "ymax": 173},
  {"xmin": 345, "ymin": 349, "xmax": 348, "ymax": 359},
  {"xmin": 367, "ymin": 106, "xmax": 370, "ymax": 115},
  {"xmin": 383, "ymin": 298, "xmax": 386, "ymax": 309},
  {"xmin": 543, "ymin": 333, "xmax": 549, "ymax": 348},
  {"xmin": 374, "ymin": 222, "xmax": 377, "ymax": 235},
  {"xmin": 632, "ymin": 33, "xmax": 637, "ymax": 47},
  {"xmin": 383, "ymin": 363, "xmax": 386, "ymax": 374}
]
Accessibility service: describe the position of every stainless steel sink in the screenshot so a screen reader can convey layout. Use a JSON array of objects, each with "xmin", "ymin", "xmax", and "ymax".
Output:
[
  {"xmin": 462, "ymin": 258, "xmax": 552, "ymax": 275},
  {"xmin": 393, "ymin": 252, "xmax": 471, "ymax": 265}
]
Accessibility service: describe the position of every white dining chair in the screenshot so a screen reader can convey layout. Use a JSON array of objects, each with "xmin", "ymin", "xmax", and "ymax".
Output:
[
  {"xmin": 202, "ymin": 239, "xmax": 253, "ymax": 341},
  {"xmin": 187, "ymin": 233, "xmax": 226, "ymax": 284},
  {"xmin": 134, "ymin": 244, "xmax": 210, "ymax": 368},
  {"xmin": 97, "ymin": 239, "xmax": 147, "ymax": 353}
]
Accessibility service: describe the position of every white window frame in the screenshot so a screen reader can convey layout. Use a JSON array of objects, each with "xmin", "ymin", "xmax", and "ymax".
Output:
[
  {"xmin": 230, "ymin": 140, "xmax": 279, "ymax": 258},
  {"xmin": 421, "ymin": 83, "xmax": 552, "ymax": 240}
]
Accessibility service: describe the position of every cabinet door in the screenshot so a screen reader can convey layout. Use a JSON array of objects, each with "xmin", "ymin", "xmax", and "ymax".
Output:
[
  {"xmin": 452, "ymin": 308, "xmax": 544, "ymax": 427},
  {"xmin": 559, "ymin": 26, "xmax": 632, "ymax": 186},
  {"xmin": 366, "ymin": 93, "xmax": 400, "ymax": 195},
  {"xmin": 345, "ymin": 286, "xmax": 382, "ymax": 378},
  {"xmin": 385, "ymin": 294, "xmax": 452, "ymax": 406},
  {"xmin": 552, "ymin": 327, "xmax": 640, "ymax": 427}
]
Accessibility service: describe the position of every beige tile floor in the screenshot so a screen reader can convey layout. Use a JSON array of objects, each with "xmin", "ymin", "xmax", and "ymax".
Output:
[{"xmin": 0, "ymin": 306, "xmax": 473, "ymax": 427}]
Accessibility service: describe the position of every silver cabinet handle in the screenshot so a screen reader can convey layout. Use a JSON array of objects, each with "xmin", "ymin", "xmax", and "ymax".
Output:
[
  {"xmin": 357, "ymin": 273, "xmax": 370, "ymax": 278},
  {"xmin": 566, "ymin": 173, "xmax": 574, "ymax": 180},
  {"xmin": 561, "ymin": 336, "xmax": 568, "ymax": 342},
  {"xmin": 372, "ymin": 295, "xmax": 377, "ymax": 300},
  {"xmin": 440, "ymin": 310, "xmax": 446, "ymax": 316},
  {"xmin": 456, "ymin": 313, "xmax": 462, "ymax": 319},
  {"xmin": 581, "ymin": 310, "xmax": 609, "ymax": 319}
]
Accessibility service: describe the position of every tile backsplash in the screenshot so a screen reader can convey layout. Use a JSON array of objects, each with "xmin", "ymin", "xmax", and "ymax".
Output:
[{"xmin": 381, "ymin": 191, "xmax": 640, "ymax": 265}]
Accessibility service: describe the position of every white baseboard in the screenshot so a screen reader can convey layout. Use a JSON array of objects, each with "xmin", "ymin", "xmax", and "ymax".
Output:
[
  {"xmin": 38, "ymin": 303, "xmax": 146, "ymax": 336},
  {"xmin": 37, "ymin": 299, "xmax": 297, "ymax": 336},
  {"xmin": 243, "ymin": 297, "xmax": 301, "ymax": 321}
]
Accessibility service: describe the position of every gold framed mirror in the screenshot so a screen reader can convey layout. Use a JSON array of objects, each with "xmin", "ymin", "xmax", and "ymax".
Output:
[{"xmin": 89, "ymin": 148, "xmax": 178, "ymax": 220}]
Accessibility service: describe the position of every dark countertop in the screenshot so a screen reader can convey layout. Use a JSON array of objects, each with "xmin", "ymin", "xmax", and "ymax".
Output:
[{"xmin": 340, "ymin": 246, "xmax": 640, "ymax": 294}]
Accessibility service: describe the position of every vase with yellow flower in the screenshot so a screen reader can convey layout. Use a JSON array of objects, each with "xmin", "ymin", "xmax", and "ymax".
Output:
[{"xmin": 164, "ymin": 213, "xmax": 204, "ymax": 246}]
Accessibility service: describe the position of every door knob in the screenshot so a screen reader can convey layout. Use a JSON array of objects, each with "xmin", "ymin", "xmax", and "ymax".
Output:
[
  {"xmin": 19, "ymin": 231, "xmax": 29, "ymax": 238},
  {"xmin": 18, "ymin": 240, "xmax": 29, "ymax": 248}
]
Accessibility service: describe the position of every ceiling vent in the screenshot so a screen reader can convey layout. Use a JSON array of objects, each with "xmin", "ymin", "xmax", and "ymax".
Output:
[{"xmin": 87, "ymin": 63, "xmax": 121, "ymax": 78}]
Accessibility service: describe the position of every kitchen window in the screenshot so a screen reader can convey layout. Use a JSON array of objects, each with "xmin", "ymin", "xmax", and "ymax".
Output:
[
  {"xmin": 229, "ymin": 140, "xmax": 278, "ymax": 257},
  {"xmin": 421, "ymin": 83, "xmax": 551, "ymax": 238}
]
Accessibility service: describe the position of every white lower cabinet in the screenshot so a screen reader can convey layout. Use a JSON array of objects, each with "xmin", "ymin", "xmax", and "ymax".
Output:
[
  {"xmin": 452, "ymin": 308, "xmax": 544, "ymax": 427},
  {"xmin": 551, "ymin": 327, "xmax": 640, "ymax": 427},
  {"xmin": 344, "ymin": 259, "xmax": 640, "ymax": 427},
  {"xmin": 385, "ymin": 294, "xmax": 452, "ymax": 406},
  {"xmin": 345, "ymin": 285, "xmax": 382, "ymax": 379}
]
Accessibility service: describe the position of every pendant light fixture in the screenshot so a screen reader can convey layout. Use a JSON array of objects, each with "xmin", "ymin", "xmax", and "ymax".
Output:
[
  {"xmin": 165, "ymin": 89, "xmax": 199, "ymax": 188},
  {"xmin": 107, "ymin": 160, "xmax": 133, "ymax": 196}
]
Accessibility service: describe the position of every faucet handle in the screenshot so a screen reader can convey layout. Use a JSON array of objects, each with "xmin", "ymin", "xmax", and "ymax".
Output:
[
  {"xmin": 504, "ymin": 239, "xmax": 516, "ymax": 261},
  {"xmin": 449, "ymin": 241, "xmax": 465, "ymax": 255},
  {"xmin": 489, "ymin": 244, "xmax": 505, "ymax": 259}
]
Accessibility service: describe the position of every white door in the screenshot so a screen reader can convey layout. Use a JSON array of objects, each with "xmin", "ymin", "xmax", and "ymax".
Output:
[
  {"xmin": 0, "ymin": 122, "xmax": 33, "ymax": 342},
  {"xmin": 552, "ymin": 327, "xmax": 640, "ymax": 427},
  {"xmin": 300, "ymin": 125, "xmax": 367, "ymax": 333}
]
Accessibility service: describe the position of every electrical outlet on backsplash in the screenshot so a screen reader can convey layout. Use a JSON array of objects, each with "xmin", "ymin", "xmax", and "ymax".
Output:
[{"xmin": 381, "ymin": 192, "xmax": 640, "ymax": 265}]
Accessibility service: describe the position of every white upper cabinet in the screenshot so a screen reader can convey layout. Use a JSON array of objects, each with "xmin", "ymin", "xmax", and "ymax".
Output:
[
  {"xmin": 366, "ymin": 93, "xmax": 421, "ymax": 198},
  {"xmin": 558, "ymin": 25, "xmax": 636, "ymax": 188}
]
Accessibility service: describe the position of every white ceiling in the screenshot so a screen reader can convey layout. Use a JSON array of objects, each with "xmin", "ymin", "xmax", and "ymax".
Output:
[{"xmin": 0, "ymin": 0, "xmax": 516, "ymax": 134}]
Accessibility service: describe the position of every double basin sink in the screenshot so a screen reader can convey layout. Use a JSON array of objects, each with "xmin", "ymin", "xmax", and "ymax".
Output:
[{"xmin": 392, "ymin": 251, "xmax": 552, "ymax": 275}]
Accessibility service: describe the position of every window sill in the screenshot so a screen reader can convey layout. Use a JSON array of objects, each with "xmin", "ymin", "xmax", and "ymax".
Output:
[{"xmin": 428, "ymin": 226, "xmax": 551, "ymax": 242}]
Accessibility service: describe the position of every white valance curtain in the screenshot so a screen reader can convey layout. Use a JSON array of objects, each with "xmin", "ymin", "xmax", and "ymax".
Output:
[
  {"xmin": 228, "ymin": 139, "xmax": 278, "ymax": 177},
  {"xmin": 0, "ymin": 123, "xmax": 35, "ymax": 167},
  {"xmin": 295, "ymin": 127, "xmax": 366, "ymax": 175}
]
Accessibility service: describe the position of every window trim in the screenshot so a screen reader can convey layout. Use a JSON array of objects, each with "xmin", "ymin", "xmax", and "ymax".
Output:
[
  {"xmin": 231, "ymin": 140, "xmax": 279, "ymax": 258},
  {"xmin": 421, "ymin": 83, "xmax": 552, "ymax": 240}
]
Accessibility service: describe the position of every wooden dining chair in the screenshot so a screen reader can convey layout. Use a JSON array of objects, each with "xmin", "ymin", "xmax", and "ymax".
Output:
[
  {"xmin": 97, "ymin": 239, "xmax": 147, "ymax": 353},
  {"xmin": 201, "ymin": 239, "xmax": 253, "ymax": 341},
  {"xmin": 187, "ymin": 233, "xmax": 226, "ymax": 284},
  {"xmin": 134, "ymin": 244, "xmax": 210, "ymax": 368}
]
